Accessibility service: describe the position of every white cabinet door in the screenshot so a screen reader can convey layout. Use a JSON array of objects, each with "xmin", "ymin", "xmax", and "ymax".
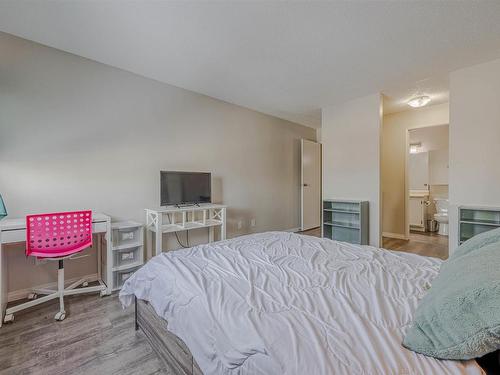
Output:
[
  {"xmin": 409, "ymin": 197, "xmax": 424, "ymax": 227},
  {"xmin": 409, "ymin": 152, "xmax": 429, "ymax": 190}
]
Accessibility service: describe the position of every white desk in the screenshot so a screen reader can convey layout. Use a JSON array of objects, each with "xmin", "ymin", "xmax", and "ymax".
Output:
[
  {"xmin": 145, "ymin": 204, "xmax": 227, "ymax": 257},
  {"xmin": 0, "ymin": 212, "xmax": 113, "ymax": 327}
]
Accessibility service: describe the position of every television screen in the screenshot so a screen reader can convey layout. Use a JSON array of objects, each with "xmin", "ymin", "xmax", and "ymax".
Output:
[{"xmin": 160, "ymin": 171, "xmax": 211, "ymax": 206}]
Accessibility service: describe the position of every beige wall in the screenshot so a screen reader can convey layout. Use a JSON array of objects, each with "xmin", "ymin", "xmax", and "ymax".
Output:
[
  {"xmin": 0, "ymin": 33, "xmax": 315, "ymax": 295},
  {"xmin": 409, "ymin": 124, "xmax": 449, "ymax": 153},
  {"xmin": 381, "ymin": 103, "xmax": 449, "ymax": 237},
  {"xmin": 322, "ymin": 94, "xmax": 382, "ymax": 246},
  {"xmin": 449, "ymin": 57, "xmax": 500, "ymax": 252}
]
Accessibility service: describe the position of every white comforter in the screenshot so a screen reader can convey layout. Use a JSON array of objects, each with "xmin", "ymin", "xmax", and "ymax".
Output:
[{"xmin": 120, "ymin": 232, "xmax": 483, "ymax": 375}]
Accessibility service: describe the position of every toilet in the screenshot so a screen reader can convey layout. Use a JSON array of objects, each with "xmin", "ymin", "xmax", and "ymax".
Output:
[{"xmin": 433, "ymin": 198, "xmax": 449, "ymax": 236}]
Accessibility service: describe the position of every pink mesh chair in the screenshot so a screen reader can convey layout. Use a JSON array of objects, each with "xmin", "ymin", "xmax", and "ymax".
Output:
[{"xmin": 4, "ymin": 210, "xmax": 106, "ymax": 322}]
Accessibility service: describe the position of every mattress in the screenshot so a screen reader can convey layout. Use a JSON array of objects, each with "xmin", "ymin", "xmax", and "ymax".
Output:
[{"xmin": 120, "ymin": 231, "xmax": 483, "ymax": 375}]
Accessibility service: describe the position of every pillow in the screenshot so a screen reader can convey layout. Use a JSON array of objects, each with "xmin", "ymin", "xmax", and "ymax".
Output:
[
  {"xmin": 453, "ymin": 227, "xmax": 500, "ymax": 258},
  {"xmin": 403, "ymin": 240, "xmax": 500, "ymax": 360}
]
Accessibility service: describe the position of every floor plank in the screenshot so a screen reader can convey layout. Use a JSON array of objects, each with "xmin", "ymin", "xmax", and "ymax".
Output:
[
  {"xmin": 299, "ymin": 226, "xmax": 449, "ymax": 259},
  {"xmin": 0, "ymin": 294, "xmax": 166, "ymax": 375},
  {"xmin": 383, "ymin": 231, "xmax": 449, "ymax": 259},
  {"xmin": 297, "ymin": 227, "xmax": 321, "ymax": 237}
]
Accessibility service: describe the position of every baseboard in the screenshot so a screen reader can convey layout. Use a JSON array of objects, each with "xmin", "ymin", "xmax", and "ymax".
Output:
[
  {"xmin": 8, "ymin": 273, "xmax": 99, "ymax": 302},
  {"xmin": 285, "ymin": 227, "xmax": 302, "ymax": 233},
  {"xmin": 382, "ymin": 232, "xmax": 408, "ymax": 240}
]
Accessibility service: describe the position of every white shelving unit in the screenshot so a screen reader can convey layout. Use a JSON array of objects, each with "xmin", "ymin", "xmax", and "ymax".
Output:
[
  {"xmin": 108, "ymin": 221, "xmax": 144, "ymax": 291},
  {"xmin": 458, "ymin": 205, "xmax": 500, "ymax": 244},
  {"xmin": 322, "ymin": 199, "xmax": 369, "ymax": 245},
  {"xmin": 145, "ymin": 204, "xmax": 227, "ymax": 257}
]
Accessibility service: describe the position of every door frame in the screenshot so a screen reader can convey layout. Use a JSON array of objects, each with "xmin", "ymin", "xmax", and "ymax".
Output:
[
  {"xmin": 300, "ymin": 139, "xmax": 322, "ymax": 231},
  {"xmin": 404, "ymin": 123, "xmax": 449, "ymax": 239}
]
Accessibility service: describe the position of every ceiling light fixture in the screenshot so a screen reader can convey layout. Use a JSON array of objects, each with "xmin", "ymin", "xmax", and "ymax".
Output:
[{"xmin": 407, "ymin": 95, "xmax": 431, "ymax": 108}]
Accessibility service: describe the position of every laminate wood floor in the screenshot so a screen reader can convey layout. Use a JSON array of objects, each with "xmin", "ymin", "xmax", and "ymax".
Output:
[
  {"xmin": 383, "ymin": 231, "xmax": 449, "ymax": 260},
  {"xmin": 0, "ymin": 293, "xmax": 166, "ymax": 375},
  {"xmin": 299, "ymin": 226, "xmax": 449, "ymax": 259},
  {"xmin": 297, "ymin": 227, "xmax": 321, "ymax": 237}
]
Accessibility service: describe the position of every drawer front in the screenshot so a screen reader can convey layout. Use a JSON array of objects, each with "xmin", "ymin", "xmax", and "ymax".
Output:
[
  {"xmin": 114, "ymin": 246, "xmax": 141, "ymax": 267},
  {"xmin": 113, "ymin": 227, "xmax": 142, "ymax": 247},
  {"xmin": 3, "ymin": 223, "xmax": 107, "ymax": 244},
  {"xmin": 114, "ymin": 266, "xmax": 141, "ymax": 289},
  {"xmin": 1, "ymin": 229, "xmax": 26, "ymax": 244}
]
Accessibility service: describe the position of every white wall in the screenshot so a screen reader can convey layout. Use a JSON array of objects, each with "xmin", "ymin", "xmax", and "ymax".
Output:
[
  {"xmin": 322, "ymin": 94, "xmax": 382, "ymax": 246},
  {"xmin": 409, "ymin": 125, "xmax": 449, "ymax": 186},
  {"xmin": 381, "ymin": 103, "xmax": 449, "ymax": 236},
  {"xmin": 429, "ymin": 149, "xmax": 449, "ymax": 186},
  {"xmin": 0, "ymin": 33, "xmax": 315, "ymax": 294},
  {"xmin": 449, "ymin": 57, "xmax": 500, "ymax": 252}
]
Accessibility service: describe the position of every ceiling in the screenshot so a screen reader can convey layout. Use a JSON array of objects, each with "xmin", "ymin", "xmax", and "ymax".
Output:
[
  {"xmin": 1, "ymin": 1, "xmax": 500, "ymax": 128},
  {"xmin": 383, "ymin": 75, "xmax": 450, "ymax": 115}
]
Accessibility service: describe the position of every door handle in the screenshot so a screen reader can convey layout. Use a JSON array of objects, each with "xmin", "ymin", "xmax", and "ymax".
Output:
[{"xmin": 303, "ymin": 184, "xmax": 309, "ymax": 187}]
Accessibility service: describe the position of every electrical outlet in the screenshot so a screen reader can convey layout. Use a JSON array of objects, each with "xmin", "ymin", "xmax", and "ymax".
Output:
[
  {"xmin": 251, "ymin": 219, "xmax": 256, "ymax": 227},
  {"xmin": 237, "ymin": 221, "xmax": 243, "ymax": 230}
]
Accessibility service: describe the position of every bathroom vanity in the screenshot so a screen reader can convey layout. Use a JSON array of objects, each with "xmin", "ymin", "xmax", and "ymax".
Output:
[{"xmin": 409, "ymin": 190, "xmax": 429, "ymax": 232}]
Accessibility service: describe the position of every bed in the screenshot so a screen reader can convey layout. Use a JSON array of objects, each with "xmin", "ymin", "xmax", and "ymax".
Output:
[{"xmin": 120, "ymin": 231, "xmax": 486, "ymax": 374}]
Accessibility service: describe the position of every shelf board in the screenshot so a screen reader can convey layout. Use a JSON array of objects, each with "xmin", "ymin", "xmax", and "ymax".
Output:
[
  {"xmin": 323, "ymin": 221, "xmax": 360, "ymax": 229},
  {"xmin": 150, "ymin": 219, "xmax": 223, "ymax": 233},
  {"xmin": 112, "ymin": 261, "xmax": 143, "ymax": 272},
  {"xmin": 459, "ymin": 220, "xmax": 500, "ymax": 227},
  {"xmin": 323, "ymin": 209, "xmax": 360, "ymax": 214},
  {"xmin": 112, "ymin": 242, "xmax": 143, "ymax": 251},
  {"xmin": 146, "ymin": 204, "xmax": 226, "ymax": 214}
]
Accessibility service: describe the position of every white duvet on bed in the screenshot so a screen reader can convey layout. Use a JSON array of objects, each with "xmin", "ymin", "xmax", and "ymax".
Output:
[{"xmin": 120, "ymin": 232, "xmax": 483, "ymax": 375}]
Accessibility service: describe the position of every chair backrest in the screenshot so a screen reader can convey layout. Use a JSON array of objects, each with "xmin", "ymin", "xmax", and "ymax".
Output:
[{"xmin": 26, "ymin": 210, "xmax": 93, "ymax": 258}]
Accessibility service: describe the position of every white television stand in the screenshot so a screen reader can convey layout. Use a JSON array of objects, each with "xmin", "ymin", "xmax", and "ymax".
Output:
[{"xmin": 145, "ymin": 204, "xmax": 227, "ymax": 257}]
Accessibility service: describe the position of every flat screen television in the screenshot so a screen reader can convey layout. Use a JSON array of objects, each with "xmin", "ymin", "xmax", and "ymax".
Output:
[{"xmin": 160, "ymin": 171, "xmax": 211, "ymax": 206}]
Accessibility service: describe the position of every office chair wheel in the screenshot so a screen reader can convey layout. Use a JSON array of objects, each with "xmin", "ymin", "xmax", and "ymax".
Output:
[
  {"xmin": 3, "ymin": 314, "xmax": 14, "ymax": 323},
  {"xmin": 54, "ymin": 311, "xmax": 66, "ymax": 321},
  {"xmin": 28, "ymin": 293, "xmax": 38, "ymax": 300},
  {"xmin": 82, "ymin": 281, "xmax": 89, "ymax": 287}
]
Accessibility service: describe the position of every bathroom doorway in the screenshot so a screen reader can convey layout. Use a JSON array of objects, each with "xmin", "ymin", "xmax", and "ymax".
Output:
[
  {"xmin": 404, "ymin": 124, "xmax": 449, "ymax": 258},
  {"xmin": 380, "ymin": 89, "xmax": 450, "ymax": 259}
]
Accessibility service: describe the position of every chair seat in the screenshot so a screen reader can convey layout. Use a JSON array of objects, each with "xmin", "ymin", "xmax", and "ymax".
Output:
[
  {"xmin": 37, "ymin": 252, "xmax": 82, "ymax": 261},
  {"xmin": 29, "ymin": 243, "xmax": 91, "ymax": 259}
]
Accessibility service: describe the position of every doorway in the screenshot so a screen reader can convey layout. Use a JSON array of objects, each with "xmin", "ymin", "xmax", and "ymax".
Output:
[
  {"xmin": 404, "ymin": 125, "xmax": 449, "ymax": 258},
  {"xmin": 381, "ymin": 102, "xmax": 450, "ymax": 259},
  {"xmin": 300, "ymin": 139, "xmax": 321, "ymax": 232}
]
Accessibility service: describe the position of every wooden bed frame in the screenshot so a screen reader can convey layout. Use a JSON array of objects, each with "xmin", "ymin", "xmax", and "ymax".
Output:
[
  {"xmin": 135, "ymin": 297, "xmax": 202, "ymax": 375},
  {"xmin": 135, "ymin": 297, "xmax": 499, "ymax": 375}
]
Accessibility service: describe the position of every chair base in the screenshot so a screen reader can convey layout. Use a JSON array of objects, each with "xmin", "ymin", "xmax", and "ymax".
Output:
[{"xmin": 4, "ymin": 277, "xmax": 106, "ymax": 323}]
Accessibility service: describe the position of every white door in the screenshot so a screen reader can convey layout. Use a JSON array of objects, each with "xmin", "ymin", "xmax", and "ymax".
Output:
[
  {"xmin": 301, "ymin": 139, "xmax": 321, "ymax": 231},
  {"xmin": 409, "ymin": 197, "xmax": 424, "ymax": 227}
]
